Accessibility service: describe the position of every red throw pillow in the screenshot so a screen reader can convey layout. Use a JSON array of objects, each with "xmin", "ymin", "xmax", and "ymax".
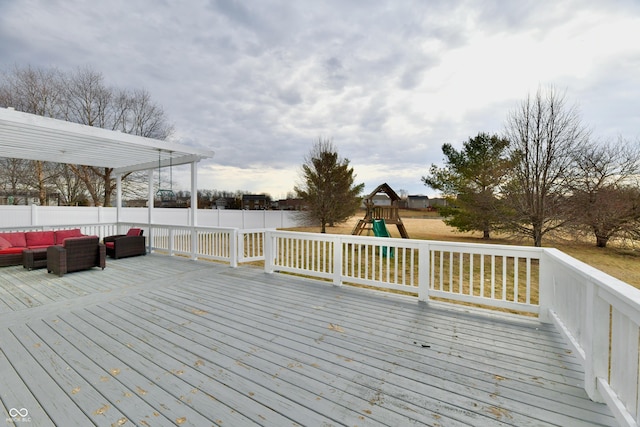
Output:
[
  {"xmin": 126, "ymin": 228, "xmax": 142, "ymax": 236},
  {"xmin": 0, "ymin": 235, "xmax": 12, "ymax": 250},
  {"xmin": 0, "ymin": 232, "xmax": 27, "ymax": 248},
  {"xmin": 25, "ymin": 231, "xmax": 55, "ymax": 247}
]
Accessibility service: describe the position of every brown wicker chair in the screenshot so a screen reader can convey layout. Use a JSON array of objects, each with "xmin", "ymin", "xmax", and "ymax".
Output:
[
  {"xmin": 104, "ymin": 228, "xmax": 146, "ymax": 259},
  {"xmin": 47, "ymin": 236, "xmax": 106, "ymax": 277}
]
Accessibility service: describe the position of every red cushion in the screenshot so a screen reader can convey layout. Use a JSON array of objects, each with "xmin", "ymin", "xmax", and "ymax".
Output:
[
  {"xmin": 0, "ymin": 236, "xmax": 11, "ymax": 250},
  {"xmin": 55, "ymin": 228, "xmax": 84, "ymax": 244},
  {"xmin": 0, "ymin": 232, "xmax": 27, "ymax": 248},
  {"xmin": 126, "ymin": 228, "xmax": 142, "ymax": 236},
  {"xmin": 25, "ymin": 231, "xmax": 55, "ymax": 247},
  {"xmin": 105, "ymin": 242, "xmax": 115, "ymax": 249},
  {"xmin": 0, "ymin": 247, "xmax": 24, "ymax": 255}
]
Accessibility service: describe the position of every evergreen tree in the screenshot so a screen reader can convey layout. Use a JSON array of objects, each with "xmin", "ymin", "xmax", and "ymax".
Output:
[
  {"xmin": 295, "ymin": 138, "xmax": 364, "ymax": 233},
  {"xmin": 422, "ymin": 133, "xmax": 511, "ymax": 239}
]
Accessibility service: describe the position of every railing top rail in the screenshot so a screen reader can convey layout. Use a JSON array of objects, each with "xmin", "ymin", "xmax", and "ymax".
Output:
[
  {"xmin": 238, "ymin": 228, "xmax": 277, "ymax": 233},
  {"xmin": 427, "ymin": 240, "xmax": 543, "ymax": 255},
  {"xmin": 124, "ymin": 222, "xmax": 238, "ymax": 232},
  {"xmin": 544, "ymin": 247, "xmax": 640, "ymax": 313},
  {"xmin": 268, "ymin": 229, "xmax": 340, "ymax": 241},
  {"xmin": 268, "ymin": 229, "xmax": 544, "ymax": 254},
  {"xmin": 268, "ymin": 229, "xmax": 420, "ymax": 246}
]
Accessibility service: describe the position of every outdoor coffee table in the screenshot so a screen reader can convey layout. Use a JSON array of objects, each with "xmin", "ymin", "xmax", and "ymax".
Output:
[{"xmin": 22, "ymin": 248, "xmax": 48, "ymax": 270}]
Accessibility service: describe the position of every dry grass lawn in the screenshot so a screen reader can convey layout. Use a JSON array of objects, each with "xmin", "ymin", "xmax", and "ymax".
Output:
[{"xmin": 288, "ymin": 210, "xmax": 640, "ymax": 289}]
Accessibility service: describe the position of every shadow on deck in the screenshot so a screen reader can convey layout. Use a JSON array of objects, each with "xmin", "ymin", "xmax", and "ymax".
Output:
[{"xmin": 0, "ymin": 255, "xmax": 616, "ymax": 426}]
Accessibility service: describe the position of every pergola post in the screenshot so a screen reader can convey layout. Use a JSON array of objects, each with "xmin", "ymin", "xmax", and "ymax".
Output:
[
  {"xmin": 190, "ymin": 161, "xmax": 198, "ymax": 259},
  {"xmin": 148, "ymin": 169, "xmax": 154, "ymax": 253},
  {"xmin": 116, "ymin": 173, "xmax": 122, "ymax": 230}
]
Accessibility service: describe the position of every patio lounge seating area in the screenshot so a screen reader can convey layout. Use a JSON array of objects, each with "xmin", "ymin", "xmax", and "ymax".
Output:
[{"xmin": 0, "ymin": 254, "xmax": 616, "ymax": 426}]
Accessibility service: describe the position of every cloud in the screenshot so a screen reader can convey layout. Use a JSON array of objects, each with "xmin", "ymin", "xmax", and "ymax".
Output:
[{"xmin": 1, "ymin": 0, "xmax": 639, "ymax": 198}]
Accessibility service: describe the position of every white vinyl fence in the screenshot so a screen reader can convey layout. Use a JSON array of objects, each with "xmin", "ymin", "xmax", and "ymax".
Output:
[{"xmin": 0, "ymin": 205, "xmax": 301, "ymax": 229}]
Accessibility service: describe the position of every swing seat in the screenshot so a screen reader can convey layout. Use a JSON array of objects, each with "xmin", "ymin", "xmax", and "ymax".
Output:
[
  {"xmin": 156, "ymin": 189, "xmax": 176, "ymax": 201},
  {"xmin": 155, "ymin": 150, "xmax": 178, "ymax": 207},
  {"xmin": 155, "ymin": 189, "xmax": 177, "ymax": 207}
]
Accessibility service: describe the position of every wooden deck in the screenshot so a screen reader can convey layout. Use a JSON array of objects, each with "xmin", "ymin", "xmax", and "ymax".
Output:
[{"xmin": 0, "ymin": 254, "xmax": 617, "ymax": 426}]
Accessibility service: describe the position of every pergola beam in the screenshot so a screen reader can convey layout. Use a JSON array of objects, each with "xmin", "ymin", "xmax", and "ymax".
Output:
[{"xmin": 0, "ymin": 107, "xmax": 213, "ymax": 173}]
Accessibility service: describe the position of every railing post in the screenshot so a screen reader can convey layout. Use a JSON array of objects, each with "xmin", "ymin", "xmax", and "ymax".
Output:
[
  {"xmin": 236, "ymin": 230, "xmax": 244, "ymax": 264},
  {"xmin": 584, "ymin": 281, "xmax": 608, "ymax": 403},
  {"xmin": 418, "ymin": 242, "xmax": 430, "ymax": 302},
  {"xmin": 168, "ymin": 228, "xmax": 174, "ymax": 256},
  {"xmin": 333, "ymin": 235, "xmax": 342, "ymax": 286},
  {"xmin": 538, "ymin": 249, "xmax": 555, "ymax": 323},
  {"xmin": 191, "ymin": 227, "xmax": 198, "ymax": 260},
  {"xmin": 229, "ymin": 229, "xmax": 238, "ymax": 268},
  {"xmin": 264, "ymin": 230, "xmax": 274, "ymax": 274},
  {"xmin": 147, "ymin": 225, "xmax": 152, "ymax": 254}
]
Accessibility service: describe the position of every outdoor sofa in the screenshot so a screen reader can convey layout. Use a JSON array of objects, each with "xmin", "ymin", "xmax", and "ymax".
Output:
[{"xmin": 0, "ymin": 228, "xmax": 88, "ymax": 267}]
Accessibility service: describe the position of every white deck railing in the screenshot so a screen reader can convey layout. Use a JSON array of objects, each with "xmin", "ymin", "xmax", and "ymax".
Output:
[
  {"xmin": 1, "ymin": 223, "xmax": 638, "ymax": 426},
  {"xmin": 540, "ymin": 249, "xmax": 640, "ymax": 426},
  {"xmin": 264, "ymin": 231, "xmax": 542, "ymax": 313}
]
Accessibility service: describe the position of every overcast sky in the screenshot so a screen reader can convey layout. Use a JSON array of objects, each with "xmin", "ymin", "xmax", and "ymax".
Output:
[{"xmin": 1, "ymin": 0, "xmax": 639, "ymax": 198}]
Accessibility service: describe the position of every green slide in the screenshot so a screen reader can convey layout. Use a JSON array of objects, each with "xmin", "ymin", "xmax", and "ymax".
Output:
[
  {"xmin": 372, "ymin": 219, "xmax": 391, "ymax": 237},
  {"xmin": 372, "ymin": 219, "xmax": 393, "ymax": 257}
]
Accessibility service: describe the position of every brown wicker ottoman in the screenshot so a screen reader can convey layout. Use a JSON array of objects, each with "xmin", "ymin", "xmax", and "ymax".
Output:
[{"xmin": 23, "ymin": 248, "xmax": 48, "ymax": 270}]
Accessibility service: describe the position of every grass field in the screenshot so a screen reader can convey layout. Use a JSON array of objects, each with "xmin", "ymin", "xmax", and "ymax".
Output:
[{"xmin": 288, "ymin": 210, "xmax": 640, "ymax": 289}]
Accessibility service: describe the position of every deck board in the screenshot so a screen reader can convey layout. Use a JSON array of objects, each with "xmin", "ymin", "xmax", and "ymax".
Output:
[
  {"xmin": 111, "ymin": 293, "xmax": 471, "ymax": 426},
  {"xmin": 171, "ymin": 281, "xmax": 599, "ymax": 410},
  {"xmin": 0, "ymin": 255, "xmax": 618, "ymax": 426},
  {"xmin": 158, "ymin": 277, "xmax": 610, "ymax": 426}
]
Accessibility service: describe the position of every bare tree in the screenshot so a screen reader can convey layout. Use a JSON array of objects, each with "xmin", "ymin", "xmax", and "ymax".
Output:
[
  {"xmin": 567, "ymin": 138, "xmax": 640, "ymax": 247},
  {"xmin": 0, "ymin": 158, "xmax": 31, "ymax": 204},
  {"xmin": 63, "ymin": 66, "xmax": 113, "ymax": 127},
  {"xmin": 0, "ymin": 64, "xmax": 65, "ymax": 117},
  {"xmin": 0, "ymin": 65, "xmax": 65, "ymax": 205},
  {"xmin": 118, "ymin": 88, "xmax": 173, "ymax": 139},
  {"xmin": 62, "ymin": 67, "xmax": 173, "ymax": 206},
  {"xmin": 62, "ymin": 67, "xmax": 116, "ymax": 206},
  {"xmin": 503, "ymin": 86, "xmax": 590, "ymax": 246},
  {"xmin": 1, "ymin": 65, "xmax": 174, "ymax": 206},
  {"xmin": 52, "ymin": 163, "xmax": 89, "ymax": 206}
]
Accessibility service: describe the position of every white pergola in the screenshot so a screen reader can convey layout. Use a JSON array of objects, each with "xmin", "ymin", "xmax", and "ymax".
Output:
[{"xmin": 0, "ymin": 106, "xmax": 214, "ymax": 226}]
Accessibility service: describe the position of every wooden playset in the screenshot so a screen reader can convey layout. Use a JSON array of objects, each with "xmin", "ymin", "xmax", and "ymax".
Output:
[{"xmin": 352, "ymin": 183, "xmax": 409, "ymax": 238}]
